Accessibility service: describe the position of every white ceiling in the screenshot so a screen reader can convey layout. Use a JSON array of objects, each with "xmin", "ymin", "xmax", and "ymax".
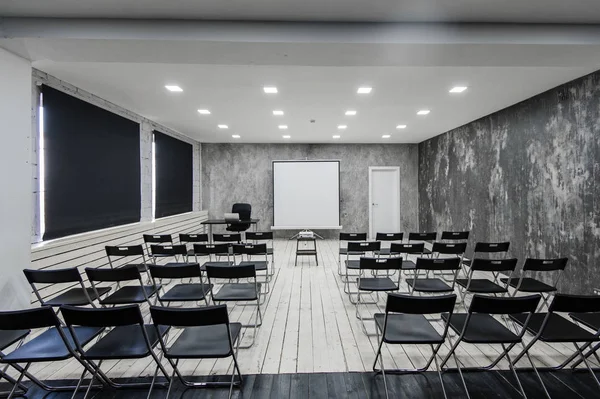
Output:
[
  {"xmin": 1, "ymin": 0, "xmax": 600, "ymax": 23},
  {"xmin": 34, "ymin": 62, "xmax": 596, "ymax": 143}
]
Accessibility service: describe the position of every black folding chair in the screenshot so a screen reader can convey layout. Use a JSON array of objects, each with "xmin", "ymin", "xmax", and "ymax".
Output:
[
  {"xmin": 501, "ymin": 257, "xmax": 568, "ymax": 310},
  {"xmin": 408, "ymin": 257, "xmax": 461, "ymax": 296},
  {"xmin": 389, "ymin": 242, "xmax": 425, "ymax": 271},
  {"xmin": 105, "ymin": 244, "xmax": 152, "ymax": 274},
  {"xmin": 0, "ymin": 329, "xmax": 30, "ymax": 396},
  {"xmin": 440, "ymin": 294, "xmax": 542, "ymax": 398},
  {"xmin": 343, "ymin": 241, "xmax": 381, "ymax": 298},
  {"xmin": 61, "ymin": 304, "xmax": 170, "ymax": 397},
  {"xmin": 150, "ymin": 244, "xmax": 196, "ymax": 266},
  {"xmin": 455, "ymin": 258, "xmax": 517, "ymax": 311},
  {"xmin": 150, "ymin": 305, "xmax": 243, "ymax": 399},
  {"xmin": 440, "ymin": 231, "xmax": 470, "ymax": 242},
  {"xmin": 355, "ymin": 257, "xmax": 403, "ymax": 334},
  {"xmin": 206, "ymin": 265, "xmax": 262, "ymax": 348},
  {"xmin": 143, "ymin": 234, "xmax": 173, "ymax": 262},
  {"xmin": 233, "ymin": 243, "xmax": 272, "ymax": 294},
  {"xmin": 569, "ymin": 313, "xmax": 600, "ymax": 369},
  {"xmin": 509, "ymin": 294, "xmax": 600, "ymax": 394},
  {"xmin": 0, "ymin": 306, "xmax": 104, "ymax": 399},
  {"xmin": 245, "ymin": 232, "xmax": 275, "ymax": 275},
  {"xmin": 179, "ymin": 233, "xmax": 209, "ymax": 258},
  {"xmin": 462, "ymin": 241, "xmax": 510, "ymax": 268},
  {"xmin": 407, "ymin": 232, "xmax": 437, "ymax": 256},
  {"xmin": 338, "ymin": 233, "xmax": 367, "ymax": 275},
  {"xmin": 431, "ymin": 242, "xmax": 468, "ymax": 281},
  {"xmin": 192, "ymin": 243, "xmax": 233, "ymax": 267},
  {"xmin": 374, "ymin": 233, "xmax": 404, "ymax": 257},
  {"xmin": 373, "ymin": 293, "xmax": 457, "ymax": 399},
  {"xmin": 213, "ymin": 233, "xmax": 242, "ymax": 245},
  {"xmin": 85, "ymin": 265, "xmax": 161, "ymax": 307},
  {"xmin": 23, "ymin": 267, "xmax": 110, "ymax": 308},
  {"xmin": 148, "ymin": 263, "xmax": 212, "ymax": 306}
]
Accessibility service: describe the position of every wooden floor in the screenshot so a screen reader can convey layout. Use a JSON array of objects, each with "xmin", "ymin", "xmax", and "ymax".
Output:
[{"xmin": 17, "ymin": 240, "xmax": 600, "ymax": 382}]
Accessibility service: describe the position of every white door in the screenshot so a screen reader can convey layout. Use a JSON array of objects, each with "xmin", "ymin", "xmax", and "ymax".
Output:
[{"xmin": 369, "ymin": 167, "xmax": 401, "ymax": 239}]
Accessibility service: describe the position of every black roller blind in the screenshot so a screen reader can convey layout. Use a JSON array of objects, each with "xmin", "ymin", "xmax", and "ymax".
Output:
[
  {"xmin": 154, "ymin": 131, "xmax": 193, "ymax": 218},
  {"xmin": 42, "ymin": 85, "xmax": 141, "ymax": 240}
]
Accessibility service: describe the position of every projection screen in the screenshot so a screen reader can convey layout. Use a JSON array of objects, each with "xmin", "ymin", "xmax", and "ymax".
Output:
[{"xmin": 272, "ymin": 160, "xmax": 341, "ymax": 229}]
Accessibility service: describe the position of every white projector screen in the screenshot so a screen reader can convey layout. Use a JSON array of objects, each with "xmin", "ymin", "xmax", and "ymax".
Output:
[{"xmin": 272, "ymin": 160, "xmax": 341, "ymax": 229}]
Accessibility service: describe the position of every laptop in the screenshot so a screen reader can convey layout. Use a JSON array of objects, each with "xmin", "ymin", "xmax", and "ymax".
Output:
[{"xmin": 224, "ymin": 212, "xmax": 241, "ymax": 222}]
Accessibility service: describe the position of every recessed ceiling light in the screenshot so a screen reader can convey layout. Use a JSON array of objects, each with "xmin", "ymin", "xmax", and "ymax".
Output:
[
  {"xmin": 338, "ymin": 125, "xmax": 347, "ymax": 130},
  {"xmin": 273, "ymin": 110, "xmax": 284, "ymax": 116},
  {"xmin": 165, "ymin": 85, "xmax": 183, "ymax": 92},
  {"xmin": 357, "ymin": 87, "xmax": 372, "ymax": 94},
  {"xmin": 263, "ymin": 86, "xmax": 278, "ymax": 94},
  {"xmin": 345, "ymin": 110, "xmax": 357, "ymax": 116},
  {"xmin": 333, "ymin": 135, "xmax": 341, "ymax": 139},
  {"xmin": 278, "ymin": 125, "xmax": 288, "ymax": 130},
  {"xmin": 449, "ymin": 86, "xmax": 468, "ymax": 93},
  {"xmin": 417, "ymin": 110, "xmax": 430, "ymax": 115},
  {"xmin": 232, "ymin": 135, "xmax": 241, "ymax": 139},
  {"xmin": 382, "ymin": 134, "xmax": 391, "ymax": 139},
  {"xmin": 282, "ymin": 135, "xmax": 291, "ymax": 139},
  {"xmin": 218, "ymin": 124, "xmax": 228, "ymax": 129},
  {"xmin": 396, "ymin": 124, "xmax": 407, "ymax": 129},
  {"xmin": 197, "ymin": 109, "xmax": 211, "ymax": 115}
]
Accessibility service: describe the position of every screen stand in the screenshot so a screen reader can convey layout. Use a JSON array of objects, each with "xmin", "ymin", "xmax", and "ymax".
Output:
[{"xmin": 288, "ymin": 230, "xmax": 325, "ymax": 240}]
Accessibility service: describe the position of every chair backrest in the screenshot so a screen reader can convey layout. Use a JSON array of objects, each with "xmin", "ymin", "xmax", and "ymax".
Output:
[
  {"xmin": 359, "ymin": 257, "xmax": 403, "ymax": 270},
  {"xmin": 150, "ymin": 304, "xmax": 229, "ymax": 327},
  {"xmin": 143, "ymin": 234, "xmax": 173, "ymax": 244},
  {"xmin": 390, "ymin": 242, "xmax": 425, "ymax": 254},
  {"xmin": 150, "ymin": 244, "xmax": 188, "ymax": 257},
  {"xmin": 522, "ymin": 258, "xmax": 568, "ymax": 272},
  {"xmin": 339, "ymin": 232, "xmax": 367, "ymax": 242},
  {"xmin": 105, "ymin": 245, "xmax": 145, "ymax": 257},
  {"xmin": 179, "ymin": 233, "xmax": 209, "ymax": 244},
  {"xmin": 469, "ymin": 294, "xmax": 540, "ymax": 315},
  {"xmin": 375, "ymin": 232, "xmax": 404, "ymax": 242},
  {"xmin": 232, "ymin": 203, "xmax": 252, "ymax": 221},
  {"xmin": 148, "ymin": 263, "xmax": 202, "ymax": 280},
  {"xmin": 408, "ymin": 232, "xmax": 437, "ymax": 242},
  {"xmin": 213, "ymin": 233, "xmax": 242, "ymax": 243},
  {"xmin": 0, "ymin": 306, "xmax": 61, "ymax": 330},
  {"xmin": 85, "ymin": 265, "xmax": 141, "ymax": 283},
  {"xmin": 386, "ymin": 293, "xmax": 457, "ymax": 315},
  {"xmin": 193, "ymin": 243, "xmax": 230, "ymax": 255},
  {"xmin": 246, "ymin": 231, "xmax": 273, "ymax": 241},
  {"xmin": 232, "ymin": 243, "xmax": 268, "ymax": 255},
  {"xmin": 415, "ymin": 257, "xmax": 462, "ymax": 271},
  {"xmin": 61, "ymin": 304, "xmax": 143, "ymax": 328},
  {"xmin": 548, "ymin": 294, "xmax": 600, "ymax": 314},
  {"xmin": 205, "ymin": 264, "xmax": 256, "ymax": 279},
  {"xmin": 441, "ymin": 231, "xmax": 470, "ymax": 241},
  {"xmin": 23, "ymin": 267, "xmax": 82, "ymax": 284},
  {"xmin": 473, "ymin": 242, "xmax": 510, "ymax": 254},
  {"xmin": 470, "ymin": 258, "xmax": 518, "ymax": 272},
  {"xmin": 432, "ymin": 242, "xmax": 467, "ymax": 255},
  {"xmin": 347, "ymin": 241, "xmax": 381, "ymax": 252}
]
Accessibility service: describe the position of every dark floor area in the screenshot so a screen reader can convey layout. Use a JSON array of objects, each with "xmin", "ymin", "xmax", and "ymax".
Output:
[{"xmin": 6, "ymin": 370, "xmax": 600, "ymax": 398}]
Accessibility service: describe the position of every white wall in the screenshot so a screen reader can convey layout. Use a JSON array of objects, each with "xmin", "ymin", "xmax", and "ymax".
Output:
[{"xmin": 0, "ymin": 48, "xmax": 34, "ymax": 309}]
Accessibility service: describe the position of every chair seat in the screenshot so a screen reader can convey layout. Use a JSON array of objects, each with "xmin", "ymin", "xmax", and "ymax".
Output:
[
  {"xmin": 456, "ymin": 279, "xmax": 507, "ymax": 293},
  {"xmin": 149, "ymin": 253, "xmax": 172, "ymax": 258},
  {"xmin": 357, "ymin": 278, "xmax": 398, "ymax": 291},
  {"xmin": 374, "ymin": 248, "xmax": 393, "ymax": 256},
  {"xmin": 422, "ymin": 248, "xmax": 432, "ymax": 255},
  {"xmin": 83, "ymin": 325, "xmax": 169, "ymax": 360},
  {"xmin": 238, "ymin": 261, "xmax": 268, "ymax": 271},
  {"xmin": 401, "ymin": 260, "xmax": 416, "ymax": 270},
  {"xmin": 345, "ymin": 260, "xmax": 360, "ymax": 270},
  {"xmin": 166, "ymin": 323, "xmax": 242, "ymax": 359},
  {"xmin": 44, "ymin": 287, "xmax": 112, "ymax": 306},
  {"xmin": 160, "ymin": 283, "xmax": 213, "ymax": 302},
  {"xmin": 164, "ymin": 262, "xmax": 199, "ymax": 268},
  {"xmin": 0, "ymin": 330, "xmax": 30, "ymax": 351},
  {"xmin": 213, "ymin": 283, "xmax": 260, "ymax": 301},
  {"xmin": 2, "ymin": 326, "xmax": 103, "ymax": 363},
  {"xmin": 407, "ymin": 278, "xmax": 453, "ymax": 293},
  {"xmin": 569, "ymin": 312, "xmax": 600, "ymax": 331},
  {"xmin": 510, "ymin": 313, "xmax": 599, "ymax": 343},
  {"xmin": 100, "ymin": 285, "xmax": 161, "ymax": 305},
  {"xmin": 124, "ymin": 263, "xmax": 152, "ymax": 273},
  {"xmin": 442, "ymin": 313, "xmax": 520, "ymax": 344},
  {"xmin": 374, "ymin": 314, "xmax": 443, "ymax": 344},
  {"xmin": 339, "ymin": 248, "xmax": 365, "ymax": 256},
  {"xmin": 501, "ymin": 277, "xmax": 556, "ymax": 293}
]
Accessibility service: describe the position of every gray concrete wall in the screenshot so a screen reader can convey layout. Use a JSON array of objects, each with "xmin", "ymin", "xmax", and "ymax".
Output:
[
  {"xmin": 202, "ymin": 143, "xmax": 419, "ymax": 237},
  {"xmin": 419, "ymin": 70, "xmax": 600, "ymax": 294}
]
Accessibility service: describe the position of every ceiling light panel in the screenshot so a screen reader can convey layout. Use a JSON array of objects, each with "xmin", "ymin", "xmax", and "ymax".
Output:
[
  {"xmin": 273, "ymin": 110, "xmax": 284, "ymax": 115},
  {"xmin": 449, "ymin": 86, "xmax": 468, "ymax": 93},
  {"xmin": 357, "ymin": 87, "xmax": 372, "ymax": 94},
  {"xmin": 165, "ymin": 85, "xmax": 183, "ymax": 92},
  {"xmin": 417, "ymin": 110, "xmax": 430, "ymax": 115},
  {"xmin": 263, "ymin": 86, "xmax": 278, "ymax": 94},
  {"xmin": 197, "ymin": 109, "xmax": 210, "ymax": 115},
  {"xmin": 218, "ymin": 124, "xmax": 228, "ymax": 129},
  {"xmin": 345, "ymin": 110, "xmax": 357, "ymax": 116}
]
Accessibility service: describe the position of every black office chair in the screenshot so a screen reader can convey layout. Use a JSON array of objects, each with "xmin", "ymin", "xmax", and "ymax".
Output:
[
  {"xmin": 0, "ymin": 306, "xmax": 104, "ymax": 398},
  {"xmin": 373, "ymin": 293, "xmax": 457, "ymax": 399},
  {"xmin": 150, "ymin": 305, "xmax": 243, "ymax": 399},
  {"xmin": 23, "ymin": 267, "xmax": 110, "ymax": 308},
  {"xmin": 374, "ymin": 233, "xmax": 404, "ymax": 257},
  {"xmin": 408, "ymin": 257, "xmax": 461, "ymax": 295},
  {"xmin": 148, "ymin": 263, "xmax": 212, "ymax": 306},
  {"xmin": 105, "ymin": 245, "xmax": 153, "ymax": 274},
  {"xmin": 60, "ymin": 304, "xmax": 170, "ymax": 396},
  {"xmin": 85, "ymin": 265, "xmax": 161, "ymax": 307},
  {"xmin": 440, "ymin": 294, "xmax": 542, "ymax": 398},
  {"xmin": 226, "ymin": 203, "xmax": 252, "ymax": 233}
]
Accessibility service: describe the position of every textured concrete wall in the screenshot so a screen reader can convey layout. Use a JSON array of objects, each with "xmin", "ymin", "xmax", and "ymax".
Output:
[
  {"xmin": 202, "ymin": 143, "xmax": 419, "ymax": 236},
  {"xmin": 419, "ymin": 70, "xmax": 600, "ymax": 294}
]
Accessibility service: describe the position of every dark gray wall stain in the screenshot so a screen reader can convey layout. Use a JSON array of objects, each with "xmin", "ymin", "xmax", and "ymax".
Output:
[{"xmin": 419, "ymin": 70, "xmax": 600, "ymax": 294}]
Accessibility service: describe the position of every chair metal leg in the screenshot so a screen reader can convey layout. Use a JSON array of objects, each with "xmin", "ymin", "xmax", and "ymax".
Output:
[
  {"xmin": 575, "ymin": 343, "xmax": 600, "ymax": 389},
  {"xmin": 452, "ymin": 351, "xmax": 471, "ymax": 399},
  {"xmin": 432, "ymin": 345, "xmax": 449, "ymax": 399},
  {"xmin": 504, "ymin": 344, "xmax": 527, "ymax": 398},
  {"xmin": 6, "ymin": 363, "xmax": 30, "ymax": 399},
  {"xmin": 523, "ymin": 344, "xmax": 550, "ymax": 398}
]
